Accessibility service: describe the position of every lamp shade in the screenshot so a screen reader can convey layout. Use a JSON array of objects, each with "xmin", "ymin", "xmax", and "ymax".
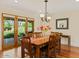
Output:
[{"xmin": 40, "ymin": 14, "xmax": 44, "ymax": 18}]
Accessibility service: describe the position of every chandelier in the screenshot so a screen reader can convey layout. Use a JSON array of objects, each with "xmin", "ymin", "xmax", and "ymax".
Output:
[
  {"xmin": 38, "ymin": 0, "xmax": 51, "ymax": 33},
  {"xmin": 40, "ymin": 0, "xmax": 51, "ymax": 22}
]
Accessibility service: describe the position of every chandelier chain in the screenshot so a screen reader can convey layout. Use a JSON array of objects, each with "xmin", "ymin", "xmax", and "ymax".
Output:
[{"xmin": 45, "ymin": 0, "xmax": 48, "ymax": 22}]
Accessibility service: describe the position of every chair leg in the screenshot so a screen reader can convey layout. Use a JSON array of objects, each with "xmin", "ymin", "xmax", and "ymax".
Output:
[
  {"xmin": 58, "ymin": 39, "xmax": 61, "ymax": 54},
  {"xmin": 53, "ymin": 48, "xmax": 56, "ymax": 58},
  {"xmin": 21, "ymin": 46, "xmax": 25, "ymax": 58}
]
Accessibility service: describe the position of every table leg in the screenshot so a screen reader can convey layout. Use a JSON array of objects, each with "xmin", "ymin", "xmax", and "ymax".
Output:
[
  {"xmin": 59, "ymin": 38, "xmax": 61, "ymax": 54},
  {"xmin": 68, "ymin": 36, "xmax": 70, "ymax": 47},
  {"xmin": 35, "ymin": 46, "xmax": 40, "ymax": 58}
]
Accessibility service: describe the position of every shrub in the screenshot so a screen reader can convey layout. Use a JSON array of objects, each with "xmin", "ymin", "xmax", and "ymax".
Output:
[{"xmin": 4, "ymin": 32, "xmax": 14, "ymax": 38}]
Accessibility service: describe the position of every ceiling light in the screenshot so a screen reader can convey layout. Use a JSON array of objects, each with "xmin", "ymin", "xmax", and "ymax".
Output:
[
  {"xmin": 14, "ymin": 0, "xmax": 18, "ymax": 3},
  {"xmin": 76, "ymin": 0, "xmax": 79, "ymax": 2},
  {"xmin": 40, "ymin": 0, "xmax": 51, "ymax": 22}
]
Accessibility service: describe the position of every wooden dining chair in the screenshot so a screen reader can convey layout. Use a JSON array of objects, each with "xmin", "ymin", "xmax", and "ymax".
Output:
[
  {"xmin": 51, "ymin": 32, "xmax": 62, "ymax": 37},
  {"xmin": 55, "ymin": 33, "xmax": 61, "ymax": 54},
  {"xmin": 27, "ymin": 33, "xmax": 33, "ymax": 37},
  {"xmin": 54, "ymin": 32, "xmax": 62, "ymax": 54},
  {"xmin": 47, "ymin": 34, "xmax": 61, "ymax": 58},
  {"xmin": 33, "ymin": 32, "xmax": 42, "ymax": 38},
  {"xmin": 21, "ymin": 36, "xmax": 36, "ymax": 58},
  {"xmin": 51, "ymin": 32, "xmax": 61, "ymax": 54}
]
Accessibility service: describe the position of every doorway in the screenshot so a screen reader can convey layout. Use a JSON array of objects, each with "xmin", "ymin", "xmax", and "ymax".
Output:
[{"xmin": 1, "ymin": 13, "xmax": 27, "ymax": 51}]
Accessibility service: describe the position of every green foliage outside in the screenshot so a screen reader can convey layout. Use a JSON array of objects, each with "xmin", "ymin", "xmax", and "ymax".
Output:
[
  {"xmin": 4, "ymin": 31, "xmax": 14, "ymax": 38},
  {"xmin": 4, "ymin": 20, "xmax": 13, "ymax": 30},
  {"xmin": 18, "ymin": 22, "xmax": 26, "ymax": 37},
  {"xmin": 4, "ymin": 20, "xmax": 26, "ymax": 39},
  {"xmin": 4, "ymin": 19, "xmax": 33, "ymax": 46}
]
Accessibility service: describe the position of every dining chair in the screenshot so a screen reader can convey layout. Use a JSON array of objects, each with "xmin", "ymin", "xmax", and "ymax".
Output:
[
  {"xmin": 21, "ymin": 36, "xmax": 36, "ymax": 58},
  {"xmin": 33, "ymin": 32, "xmax": 42, "ymax": 38},
  {"xmin": 47, "ymin": 33, "xmax": 61, "ymax": 58},
  {"xmin": 51, "ymin": 32, "xmax": 62, "ymax": 36},
  {"xmin": 52, "ymin": 32, "xmax": 61, "ymax": 54},
  {"xmin": 27, "ymin": 33, "xmax": 33, "ymax": 37}
]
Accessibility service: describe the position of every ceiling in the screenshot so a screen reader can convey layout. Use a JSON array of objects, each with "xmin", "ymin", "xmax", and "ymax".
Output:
[{"xmin": 0, "ymin": 0, "xmax": 79, "ymax": 14}]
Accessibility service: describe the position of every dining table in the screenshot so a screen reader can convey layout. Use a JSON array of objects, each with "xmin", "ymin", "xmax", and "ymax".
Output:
[
  {"xmin": 31, "ymin": 36, "xmax": 49, "ymax": 58},
  {"xmin": 21, "ymin": 35, "xmax": 61, "ymax": 58}
]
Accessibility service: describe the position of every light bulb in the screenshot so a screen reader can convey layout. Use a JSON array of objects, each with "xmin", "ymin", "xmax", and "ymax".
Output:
[
  {"xmin": 47, "ymin": 16, "xmax": 51, "ymax": 19},
  {"xmin": 40, "ymin": 14, "xmax": 44, "ymax": 18}
]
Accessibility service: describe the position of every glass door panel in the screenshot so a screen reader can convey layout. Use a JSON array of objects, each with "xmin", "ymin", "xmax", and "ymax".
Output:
[
  {"xmin": 27, "ymin": 20, "xmax": 34, "ymax": 37},
  {"xmin": 18, "ymin": 18, "xmax": 26, "ymax": 46},
  {"xmin": 2, "ymin": 14, "xmax": 28, "ymax": 50},
  {"xmin": 28, "ymin": 20, "xmax": 34, "ymax": 33},
  {"xmin": 28, "ymin": 22, "xmax": 33, "ymax": 32},
  {"xmin": 4, "ymin": 17, "xmax": 14, "ymax": 49}
]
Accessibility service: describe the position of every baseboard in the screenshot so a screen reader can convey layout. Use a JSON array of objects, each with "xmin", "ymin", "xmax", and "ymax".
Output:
[{"xmin": 61, "ymin": 44, "xmax": 79, "ymax": 48}]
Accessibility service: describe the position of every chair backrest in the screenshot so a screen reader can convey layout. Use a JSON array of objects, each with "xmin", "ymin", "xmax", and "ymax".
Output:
[
  {"xmin": 33, "ymin": 32, "xmax": 42, "ymax": 38},
  {"xmin": 49, "ymin": 33, "xmax": 61, "ymax": 46},
  {"xmin": 27, "ymin": 33, "xmax": 33, "ymax": 37},
  {"xmin": 51, "ymin": 32, "xmax": 62, "ymax": 36},
  {"xmin": 49, "ymin": 34, "xmax": 57, "ymax": 49},
  {"xmin": 21, "ymin": 36, "xmax": 32, "ymax": 58},
  {"xmin": 48, "ymin": 33, "xmax": 61, "ymax": 57},
  {"xmin": 51, "ymin": 32, "xmax": 61, "ymax": 41}
]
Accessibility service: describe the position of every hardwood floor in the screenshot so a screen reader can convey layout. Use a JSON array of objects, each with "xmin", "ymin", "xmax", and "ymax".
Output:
[
  {"xmin": 0, "ymin": 45, "xmax": 79, "ymax": 58},
  {"xmin": 0, "ymin": 47, "xmax": 21, "ymax": 58},
  {"xmin": 58, "ymin": 45, "xmax": 79, "ymax": 58}
]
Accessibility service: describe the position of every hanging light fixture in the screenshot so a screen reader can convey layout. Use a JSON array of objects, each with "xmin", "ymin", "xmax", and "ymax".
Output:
[{"xmin": 40, "ymin": 0, "xmax": 51, "ymax": 22}]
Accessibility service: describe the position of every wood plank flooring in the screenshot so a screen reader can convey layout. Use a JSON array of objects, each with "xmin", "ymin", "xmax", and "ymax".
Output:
[{"xmin": 0, "ymin": 45, "xmax": 79, "ymax": 58}]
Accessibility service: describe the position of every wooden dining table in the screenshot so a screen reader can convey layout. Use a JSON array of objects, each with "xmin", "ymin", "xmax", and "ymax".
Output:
[{"xmin": 31, "ymin": 36, "xmax": 49, "ymax": 58}]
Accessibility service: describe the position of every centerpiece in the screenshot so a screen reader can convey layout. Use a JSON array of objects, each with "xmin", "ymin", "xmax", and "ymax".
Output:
[{"xmin": 39, "ymin": 25, "xmax": 51, "ymax": 36}]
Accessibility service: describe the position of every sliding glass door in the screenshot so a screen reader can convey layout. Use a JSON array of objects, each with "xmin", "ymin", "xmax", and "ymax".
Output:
[
  {"xmin": 2, "ymin": 13, "xmax": 34, "ymax": 50},
  {"xmin": 2, "ymin": 15, "xmax": 27, "ymax": 50},
  {"xmin": 3, "ymin": 17, "xmax": 15, "ymax": 50}
]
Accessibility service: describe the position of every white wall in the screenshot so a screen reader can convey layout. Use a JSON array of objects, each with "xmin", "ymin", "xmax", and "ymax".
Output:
[{"xmin": 51, "ymin": 11, "xmax": 79, "ymax": 47}]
